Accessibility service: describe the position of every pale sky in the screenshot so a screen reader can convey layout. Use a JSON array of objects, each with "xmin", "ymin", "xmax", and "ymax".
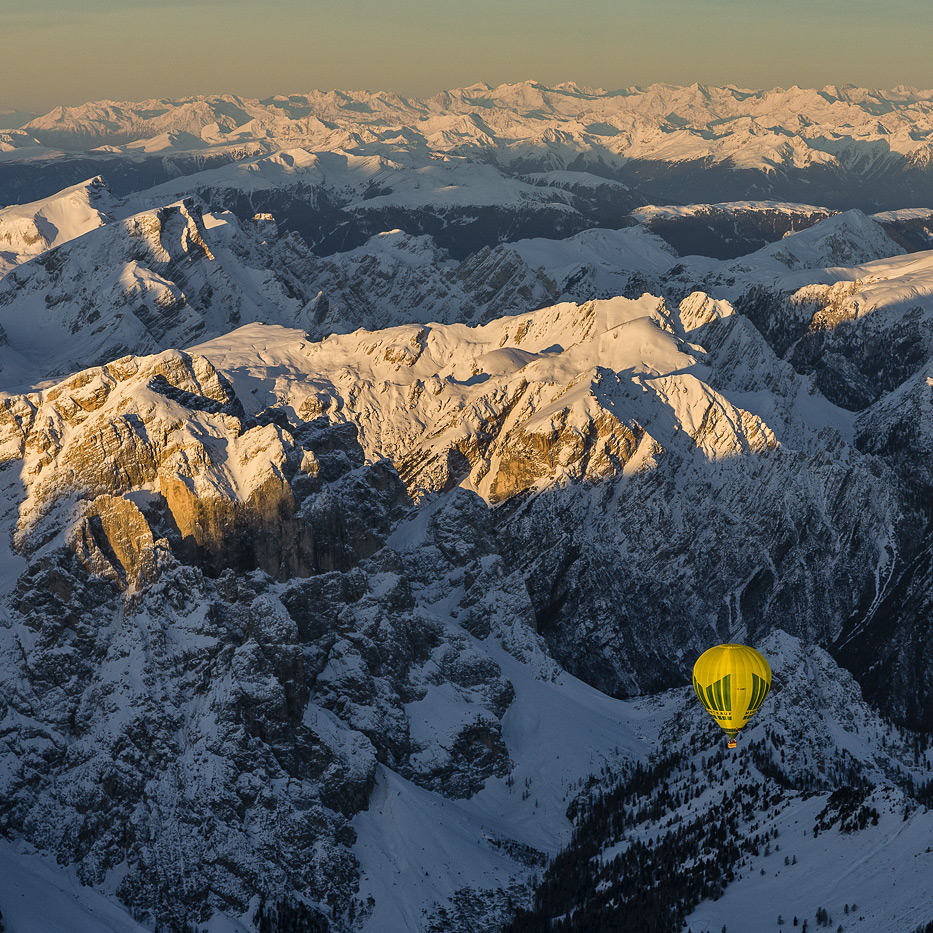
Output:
[{"xmin": 1, "ymin": 0, "xmax": 931, "ymax": 113}]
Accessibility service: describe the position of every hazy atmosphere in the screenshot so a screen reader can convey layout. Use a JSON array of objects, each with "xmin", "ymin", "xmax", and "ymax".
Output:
[
  {"xmin": 3, "ymin": 0, "xmax": 932, "ymax": 110},
  {"xmin": 4, "ymin": 1, "xmax": 933, "ymax": 931}
]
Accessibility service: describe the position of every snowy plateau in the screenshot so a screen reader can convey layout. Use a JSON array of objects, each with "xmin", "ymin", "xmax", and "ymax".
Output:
[{"xmin": 1, "ymin": 82, "xmax": 933, "ymax": 933}]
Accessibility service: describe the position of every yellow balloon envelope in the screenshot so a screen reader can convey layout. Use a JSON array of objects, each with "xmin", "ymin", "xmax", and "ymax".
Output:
[{"xmin": 692, "ymin": 644, "xmax": 772, "ymax": 741}]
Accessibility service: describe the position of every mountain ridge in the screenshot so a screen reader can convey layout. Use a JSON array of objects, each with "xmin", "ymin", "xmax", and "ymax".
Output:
[
  {"xmin": 3, "ymin": 82, "xmax": 933, "ymax": 932},
  {"xmin": 9, "ymin": 81, "xmax": 933, "ymax": 218}
]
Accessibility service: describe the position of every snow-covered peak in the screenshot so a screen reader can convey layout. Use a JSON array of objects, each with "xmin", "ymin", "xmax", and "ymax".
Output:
[
  {"xmin": 0, "ymin": 195, "xmax": 323, "ymax": 389},
  {"xmin": 343, "ymin": 229, "xmax": 447, "ymax": 268},
  {"xmin": 16, "ymin": 82, "xmax": 933, "ymax": 177},
  {"xmin": 738, "ymin": 208, "xmax": 904, "ymax": 272},
  {"xmin": 508, "ymin": 224, "xmax": 677, "ymax": 292},
  {"xmin": 191, "ymin": 294, "xmax": 786, "ymax": 504},
  {"xmin": 0, "ymin": 176, "xmax": 116, "ymax": 278},
  {"xmin": 0, "ymin": 127, "xmax": 47, "ymax": 156}
]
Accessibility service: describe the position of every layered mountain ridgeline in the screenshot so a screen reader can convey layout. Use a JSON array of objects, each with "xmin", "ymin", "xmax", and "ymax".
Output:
[
  {"xmin": 3, "ymin": 90, "xmax": 933, "ymax": 929},
  {"xmin": 8, "ymin": 83, "xmax": 933, "ymax": 257},
  {"xmin": 4, "ymin": 177, "xmax": 933, "ymax": 719},
  {"xmin": 0, "ymin": 181, "xmax": 571, "ymax": 387},
  {"xmin": 128, "ymin": 152, "xmax": 646, "ymax": 261},
  {"xmin": 11, "ymin": 84, "xmax": 933, "ymax": 167},
  {"xmin": 0, "ymin": 176, "xmax": 918, "ymax": 389},
  {"xmin": 0, "ymin": 284, "xmax": 930, "ymax": 928}
]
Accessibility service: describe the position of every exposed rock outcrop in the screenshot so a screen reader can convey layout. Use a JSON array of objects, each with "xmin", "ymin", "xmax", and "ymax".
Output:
[{"xmin": 0, "ymin": 347, "xmax": 526, "ymax": 928}]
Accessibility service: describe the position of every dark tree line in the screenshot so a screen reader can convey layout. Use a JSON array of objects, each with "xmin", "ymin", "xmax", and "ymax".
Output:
[
  {"xmin": 500, "ymin": 709, "xmax": 933, "ymax": 933},
  {"xmin": 505, "ymin": 752, "xmax": 783, "ymax": 933},
  {"xmin": 812, "ymin": 783, "xmax": 879, "ymax": 836},
  {"xmin": 253, "ymin": 898, "xmax": 329, "ymax": 933}
]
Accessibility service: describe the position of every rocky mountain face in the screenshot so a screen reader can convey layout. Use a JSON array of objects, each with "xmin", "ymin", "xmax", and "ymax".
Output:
[
  {"xmin": 665, "ymin": 235, "xmax": 933, "ymax": 736},
  {"xmin": 0, "ymin": 285, "xmax": 913, "ymax": 929},
  {"xmin": 3, "ymin": 84, "xmax": 933, "ymax": 933},
  {"xmin": 295, "ymin": 231, "xmax": 560, "ymax": 338},
  {"xmin": 191, "ymin": 295, "xmax": 900, "ymax": 698},
  {"xmin": 633, "ymin": 201, "xmax": 835, "ymax": 259},
  {"xmin": 0, "ymin": 348, "xmax": 522, "ymax": 928},
  {"xmin": 508, "ymin": 630, "xmax": 933, "ymax": 932}
]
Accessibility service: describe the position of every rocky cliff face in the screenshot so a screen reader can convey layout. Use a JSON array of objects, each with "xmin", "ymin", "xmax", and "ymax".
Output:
[
  {"xmin": 192, "ymin": 294, "xmax": 900, "ymax": 698},
  {"xmin": 0, "ymin": 349, "xmax": 408, "ymax": 574},
  {"xmin": 695, "ymin": 247, "xmax": 933, "ymax": 729},
  {"xmin": 637, "ymin": 202, "xmax": 834, "ymax": 259},
  {"xmin": 0, "ymin": 347, "xmax": 536, "ymax": 929},
  {"xmin": 0, "ymin": 286, "xmax": 908, "ymax": 928},
  {"xmin": 294, "ymin": 230, "xmax": 560, "ymax": 338}
]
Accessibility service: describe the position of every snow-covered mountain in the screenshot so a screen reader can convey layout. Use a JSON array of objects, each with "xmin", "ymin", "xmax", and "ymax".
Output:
[
  {"xmin": 16, "ymin": 83, "xmax": 933, "ymax": 177},
  {"xmin": 0, "ymin": 197, "xmax": 323, "ymax": 389},
  {"xmin": 509, "ymin": 630, "xmax": 933, "ymax": 933},
  {"xmin": 0, "ymin": 176, "xmax": 115, "ymax": 278},
  {"xmin": 633, "ymin": 201, "xmax": 835, "ymax": 259},
  {"xmin": 0, "ymin": 286, "xmax": 918, "ymax": 931},
  {"xmin": 190, "ymin": 296, "xmax": 900, "ymax": 694},
  {"xmin": 3, "ymin": 82, "xmax": 933, "ymax": 933},
  {"xmin": 9, "ymin": 82, "xmax": 933, "ymax": 247},
  {"xmin": 119, "ymin": 148, "xmax": 641, "ymax": 259}
]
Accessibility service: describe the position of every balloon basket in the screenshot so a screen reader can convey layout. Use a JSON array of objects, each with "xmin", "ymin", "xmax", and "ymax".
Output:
[{"xmin": 727, "ymin": 738, "xmax": 737, "ymax": 749}]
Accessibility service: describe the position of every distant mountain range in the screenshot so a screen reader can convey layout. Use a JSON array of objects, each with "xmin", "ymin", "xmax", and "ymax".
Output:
[
  {"xmin": 4, "ymin": 82, "xmax": 933, "ymax": 168},
  {"xmin": 5, "ymin": 82, "xmax": 933, "ymax": 214}
]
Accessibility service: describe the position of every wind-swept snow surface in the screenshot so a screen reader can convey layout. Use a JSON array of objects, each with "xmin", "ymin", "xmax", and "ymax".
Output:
[
  {"xmin": 0, "ymin": 840, "xmax": 150, "ymax": 933},
  {"xmin": 0, "ymin": 176, "xmax": 115, "ymax": 278}
]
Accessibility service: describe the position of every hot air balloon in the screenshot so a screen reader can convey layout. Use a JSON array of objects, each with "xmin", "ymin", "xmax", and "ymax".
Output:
[{"xmin": 692, "ymin": 644, "xmax": 771, "ymax": 748}]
